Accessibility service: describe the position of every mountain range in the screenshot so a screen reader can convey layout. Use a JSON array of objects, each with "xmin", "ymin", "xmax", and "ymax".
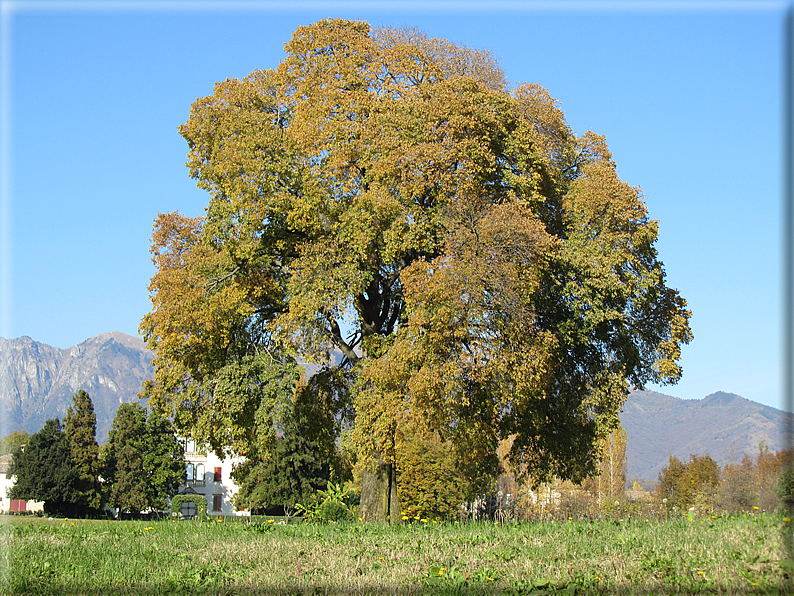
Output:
[
  {"xmin": 1, "ymin": 332, "xmax": 791, "ymax": 482},
  {"xmin": 622, "ymin": 389, "xmax": 792, "ymax": 481},
  {"xmin": 0, "ymin": 332, "xmax": 154, "ymax": 443}
]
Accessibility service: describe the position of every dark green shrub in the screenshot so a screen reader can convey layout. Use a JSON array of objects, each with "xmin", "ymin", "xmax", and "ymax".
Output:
[{"xmin": 318, "ymin": 499, "xmax": 350, "ymax": 522}]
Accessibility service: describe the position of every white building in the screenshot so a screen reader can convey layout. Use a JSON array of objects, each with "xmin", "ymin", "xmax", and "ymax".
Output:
[{"xmin": 178, "ymin": 438, "xmax": 249, "ymax": 517}]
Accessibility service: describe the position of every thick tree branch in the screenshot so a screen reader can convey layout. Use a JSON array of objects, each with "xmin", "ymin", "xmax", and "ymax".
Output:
[
  {"xmin": 321, "ymin": 312, "xmax": 360, "ymax": 365},
  {"xmin": 204, "ymin": 266, "xmax": 242, "ymax": 292}
]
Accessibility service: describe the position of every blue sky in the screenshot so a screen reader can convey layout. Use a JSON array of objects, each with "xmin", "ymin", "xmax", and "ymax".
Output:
[{"xmin": 0, "ymin": 1, "xmax": 788, "ymax": 411}]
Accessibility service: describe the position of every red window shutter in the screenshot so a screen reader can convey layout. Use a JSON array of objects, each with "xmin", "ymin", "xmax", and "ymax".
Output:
[
  {"xmin": 213, "ymin": 494, "xmax": 223, "ymax": 511},
  {"xmin": 214, "ymin": 467, "xmax": 222, "ymax": 482}
]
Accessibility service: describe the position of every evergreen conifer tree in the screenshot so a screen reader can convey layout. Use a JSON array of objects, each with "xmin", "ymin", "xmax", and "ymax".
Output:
[
  {"xmin": 142, "ymin": 411, "xmax": 185, "ymax": 511},
  {"xmin": 234, "ymin": 409, "xmax": 332, "ymax": 514},
  {"xmin": 103, "ymin": 403, "xmax": 148, "ymax": 514},
  {"xmin": 9, "ymin": 419, "xmax": 81, "ymax": 516},
  {"xmin": 102, "ymin": 403, "xmax": 184, "ymax": 515},
  {"xmin": 64, "ymin": 390, "xmax": 102, "ymax": 513}
]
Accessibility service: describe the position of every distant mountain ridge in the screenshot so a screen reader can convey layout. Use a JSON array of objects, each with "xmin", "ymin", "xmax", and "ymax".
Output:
[
  {"xmin": 0, "ymin": 332, "xmax": 153, "ymax": 443},
  {"xmin": 621, "ymin": 390, "xmax": 793, "ymax": 482},
  {"xmin": 1, "ymin": 334, "xmax": 792, "ymax": 480}
]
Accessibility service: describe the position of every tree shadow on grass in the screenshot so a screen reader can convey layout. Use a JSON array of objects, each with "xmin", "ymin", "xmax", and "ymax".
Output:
[{"xmin": 4, "ymin": 578, "xmax": 789, "ymax": 595}]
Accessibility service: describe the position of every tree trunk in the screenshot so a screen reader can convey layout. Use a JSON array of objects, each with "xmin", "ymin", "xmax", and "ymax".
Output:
[{"xmin": 359, "ymin": 462, "xmax": 401, "ymax": 523}]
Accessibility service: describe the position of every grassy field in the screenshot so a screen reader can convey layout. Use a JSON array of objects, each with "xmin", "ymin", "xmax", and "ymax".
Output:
[{"xmin": 1, "ymin": 513, "xmax": 791, "ymax": 595}]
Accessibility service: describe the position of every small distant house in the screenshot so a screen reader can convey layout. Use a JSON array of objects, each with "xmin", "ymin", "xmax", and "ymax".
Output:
[
  {"xmin": 178, "ymin": 438, "xmax": 248, "ymax": 517},
  {"xmin": 0, "ymin": 453, "xmax": 44, "ymax": 514}
]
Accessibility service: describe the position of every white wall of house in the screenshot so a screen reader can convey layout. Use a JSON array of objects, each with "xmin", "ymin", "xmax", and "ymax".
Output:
[
  {"xmin": 0, "ymin": 454, "xmax": 44, "ymax": 514},
  {"xmin": 180, "ymin": 439, "xmax": 248, "ymax": 517},
  {"xmin": 0, "ymin": 468, "xmax": 16, "ymax": 513}
]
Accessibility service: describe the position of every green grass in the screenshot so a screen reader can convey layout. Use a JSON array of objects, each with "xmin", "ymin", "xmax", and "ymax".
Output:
[{"xmin": 1, "ymin": 513, "xmax": 791, "ymax": 595}]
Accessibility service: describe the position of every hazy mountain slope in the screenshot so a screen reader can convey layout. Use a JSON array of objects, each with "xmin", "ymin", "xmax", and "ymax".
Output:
[
  {"xmin": 0, "ymin": 332, "xmax": 153, "ymax": 442},
  {"xmin": 621, "ymin": 390, "xmax": 792, "ymax": 481}
]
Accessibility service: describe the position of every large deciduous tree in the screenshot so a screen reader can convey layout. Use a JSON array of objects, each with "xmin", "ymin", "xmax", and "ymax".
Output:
[
  {"xmin": 0, "ymin": 430, "xmax": 29, "ymax": 456},
  {"xmin": 141, "ymin": 19, "xmax": 692, "ymax": 522}
]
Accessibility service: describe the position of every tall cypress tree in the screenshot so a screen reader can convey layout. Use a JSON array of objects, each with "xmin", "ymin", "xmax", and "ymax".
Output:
[
  {"xmin": 64, "ymin": 390, "xmax": 102, "ymax": 513},
  {"xmin": 103, "ymin": 403, "xmax": 149, "ymax": 514}
]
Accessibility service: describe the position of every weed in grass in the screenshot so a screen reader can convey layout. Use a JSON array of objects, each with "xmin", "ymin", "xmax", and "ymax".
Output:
[{"xmin": 423, "ymin": 564, "xmax": 468, "ymax": 595}]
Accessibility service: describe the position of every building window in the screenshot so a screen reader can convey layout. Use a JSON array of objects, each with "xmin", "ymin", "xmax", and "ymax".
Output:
[
  {"xmin": 186, "ymin": 463, "xmax": 205, "ymax": 487},
  {"xmin": 212, "ymin": 494, "xmax": 223, "ymax": 512},
  {"xmin": 214, "ymin": 467, "xmax": 222, "ymax": 482},
  {"xmin": 180, "ymin": 438, "xmax": 198, "ymax": 454}
]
